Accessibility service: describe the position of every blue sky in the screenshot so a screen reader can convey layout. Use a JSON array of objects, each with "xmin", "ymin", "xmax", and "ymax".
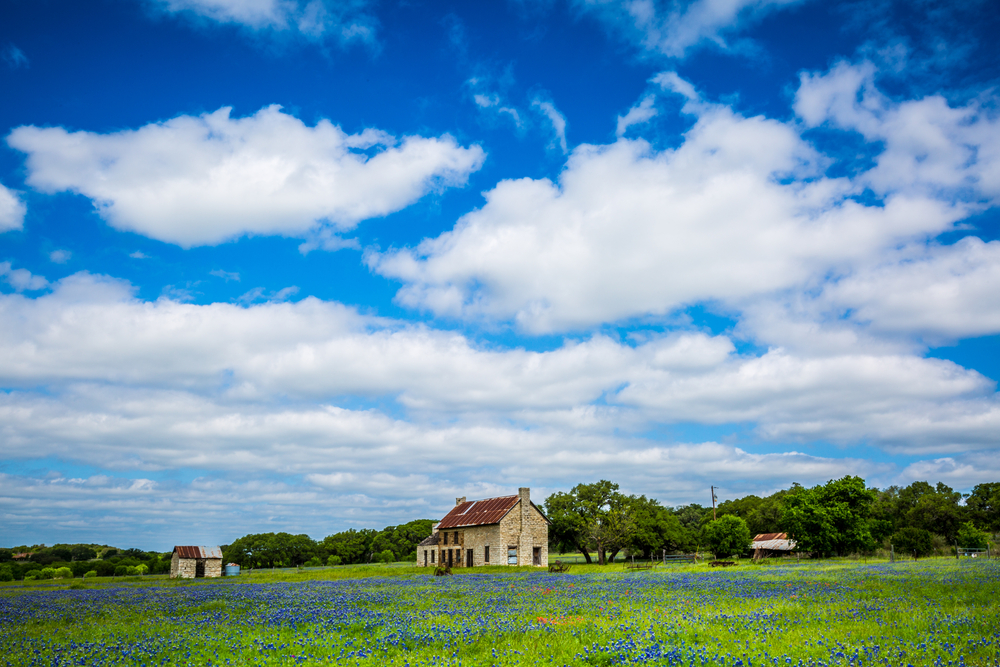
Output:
[{"xmin": 2, "ymin": 0, "xmax": 999, "ymax": 550}]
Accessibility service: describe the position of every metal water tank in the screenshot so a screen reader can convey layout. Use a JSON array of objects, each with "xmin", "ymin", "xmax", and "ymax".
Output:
[{"xmin": 225, "ymin": 563, "xmax": 240, "ymax": 576}]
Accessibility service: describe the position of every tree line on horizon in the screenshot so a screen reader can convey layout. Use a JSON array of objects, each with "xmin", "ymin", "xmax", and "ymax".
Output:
[
  {"xmin": 545, "ymin": 477, "xmax": 999, "ymax": 563},
  {"xmin": 3, "ymin": 477, "xmax": 997, "ymax": 580}
]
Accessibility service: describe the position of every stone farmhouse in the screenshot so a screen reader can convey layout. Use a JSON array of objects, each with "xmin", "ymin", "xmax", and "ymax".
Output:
[
  {"xmin": 416, "ymin": 488, "xmax": 550, "ymax": 569},
  {"xmin": 170, "ymin": 546, "xmax": 223, "ymax": 578}
]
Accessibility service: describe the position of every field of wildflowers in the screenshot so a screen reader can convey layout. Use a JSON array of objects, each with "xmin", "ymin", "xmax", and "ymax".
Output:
[{"xmin": 1, "ymin": 558, "xmax": 998, "ymax": 666}]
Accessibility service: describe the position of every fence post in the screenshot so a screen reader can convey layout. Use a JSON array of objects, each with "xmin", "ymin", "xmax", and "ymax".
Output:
[
  {"xmin": 890, "ymin": 542, "xmax": 894, "ymax": 563},
  {"xmin": 955, "ymin": 542, "xmax": 959, "ymax": 560}
]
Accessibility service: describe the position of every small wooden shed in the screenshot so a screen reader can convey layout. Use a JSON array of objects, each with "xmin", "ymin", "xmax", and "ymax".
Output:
[{"xmin": 170, "ymin": 546, "xmax": 223, "ymax": 578}]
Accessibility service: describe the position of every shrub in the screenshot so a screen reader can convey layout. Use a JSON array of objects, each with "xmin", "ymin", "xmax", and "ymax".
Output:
[
  {"xmin": 893, "ymin": 527, "xmax": 934, "ymax": 559},
  {"xmin": 304, "ymin": 557, "xmax": 323, "ymax": 567},
  {"xmin": 54, "ymin": 567, "xmax": 73, "ymax": 579},
  {"xmin": 84, "ymin": 571, "xmax": 97, "ymax": 578},
  {"xmin": 38, "ymin": 568, "xmax": 56, "ymax": 580},
  {"xmin": 957, "ymin": 522, "xmax": 990, "ymax": 550},
  {"xmin": 114, "ymin": 565, "xmax": 129, "ymax": 576},
  {"xmin": 0, "ymin": 565, "xmax": 12, "ymax": 582},
  {"xmin": 23, "ymin": 573, "xmax": 38, "ymax": 581},
  {"xmin": 378, "ymin": 549, "xmax": 394, "ymax": 564},
  {"xmin": 703, "ymin": 515, "xmax": 752, "ymax": 559},
  {"xmin": 327, "ymin": 555, "xmax": 342, "ymax": 566}
]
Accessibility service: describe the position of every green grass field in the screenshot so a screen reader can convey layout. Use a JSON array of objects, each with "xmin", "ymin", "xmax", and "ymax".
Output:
[{"xmin": 2, "ymin": 557, "xmax": 998, "ymax": 666}]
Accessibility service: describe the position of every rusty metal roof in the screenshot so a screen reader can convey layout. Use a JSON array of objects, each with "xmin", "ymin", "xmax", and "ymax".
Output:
[
  {"xmin": 173, "ymin": 546, "xmax": 222, "ymax": 559},
  {"xmin": 754, "ymin": 533, "xmax": 787, "ymax": 541},
  {"xmin": 418, "ymin": 533, "xmax": 439, "ymax": 547},
  {"xmin": 437, "ymin": 495, "xmax": 520, "ymax": 529}
]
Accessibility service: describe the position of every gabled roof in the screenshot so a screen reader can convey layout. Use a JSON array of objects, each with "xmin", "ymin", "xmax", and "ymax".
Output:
[
  {"xmin": 754, "ymin": 532, "xmax": 787, "ymax": 541},
  {"xmin": 436, "ymin": 495, "xmax": 550, "ymax": 529},
  {"xmin": 438, "ymin": 495, "xmax": 519, "ymax": 528},
  {"xmin": 173, "ymin": 546, "xmax": 222, "ymax": 559}
]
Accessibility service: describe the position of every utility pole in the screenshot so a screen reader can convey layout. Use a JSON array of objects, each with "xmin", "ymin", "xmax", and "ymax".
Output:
[{"xmin": 711, "ymin": 485, "xmax": 717, "ymax": 521}]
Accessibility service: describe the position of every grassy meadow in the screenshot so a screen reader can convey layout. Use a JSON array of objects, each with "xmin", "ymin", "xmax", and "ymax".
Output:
[{"xmin": 2, "ymin": 557, "xmax": 998, "ymax": 666}]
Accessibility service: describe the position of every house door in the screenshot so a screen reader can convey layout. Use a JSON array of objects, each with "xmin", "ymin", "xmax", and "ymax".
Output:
[
  {"xmin": 448, "ymin": 549, "xmax": 453, "ymax": 566},
  {"xmin": 466, "ymin": 549, "xmax": 473, "ymax": 567},
  {"xmin": 195, "ymin": 560, "xmax": 205, "ymax": 578},
  {"xmin": 533, "ymin": 547, "xmax": 541, "ymax": 566}
]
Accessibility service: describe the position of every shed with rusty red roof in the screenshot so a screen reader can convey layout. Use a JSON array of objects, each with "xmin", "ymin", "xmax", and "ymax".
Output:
[
  {"xmin": 170, "ymin": 545, "xmax": 223, "ymax": 578},
  {"xmin": 417, "ymin": 488, "xmax": 550, "ymax": 569}
]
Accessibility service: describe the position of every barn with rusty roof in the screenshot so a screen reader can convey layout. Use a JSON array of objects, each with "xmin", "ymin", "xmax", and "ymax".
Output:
[
  {"xmin": 751, "ymin": 533, "xmax": 797, "ymax": 560},
  {"xmin": 417, "ymin": 488, "xmax": 550, "ymax": 569},
  {"xmin": 170, "ymin": 546, "xmax": 223, "ymax": 578}
]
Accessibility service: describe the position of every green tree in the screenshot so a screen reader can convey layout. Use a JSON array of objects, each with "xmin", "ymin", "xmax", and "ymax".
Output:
[
  {"xmin": 781, "ymin": 476, "xmax": 876, "ymax": 557},
  {"xmin": 327, "ymin": 555, "xmax": 341, "ymax": 566},
  {"xmin": 71, "ymin": 545, "xmax": 97, "ymax": 562},
  {"xmin": 321, "ymin": 529, "xmax": 377, "ymax": 565},
  {"xmin": 627, "ymin": 495, "xmax": 686, "ymax": 558},
  {"xmin": 965, "ymin": 483, "xmax": 1000, "ymax": 533},
  {"xmin": 544, "ymin": 490, "xmax": 593, "ymax": 562},
  {"xmin": 544, "ymin": 480, "xmax": 636, "ymax": 565},
  {"xmin": 905, "ymin": 482, "xmax": 964, "ymax": 542},
  {"xmin": 0, "ymin": 565, "xmax": 12, "ymax": 582},
  {"xmin": 377, "ymin": 549, "xmax": 394, "ymax": 564},
  {"xmin": 51, "ymin": 546, "xmax": 73, "ymax": 562},
  {"xmin": 893, "ymin": 526, "xmax": 933, "ymax": 559},
  {"xmin": 368, "ymin": 519, "xmax": 435, "ymax": 562},
  {"xmin": 703, "ymin": 515, "xmax": 752, "ymax": 559},
  {"xmin": 956, "ymin": 521, "xmax": 989, "ymax": 550}
]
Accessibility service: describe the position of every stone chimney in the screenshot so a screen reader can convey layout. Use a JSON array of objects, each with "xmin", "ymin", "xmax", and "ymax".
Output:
[
  {"xmin": 456, "ymin": 496, "xmax": 466, "ymax": 506},
  {"xmin": 519, "ymin": 487, "xmax": 530, "ymax": 526}
]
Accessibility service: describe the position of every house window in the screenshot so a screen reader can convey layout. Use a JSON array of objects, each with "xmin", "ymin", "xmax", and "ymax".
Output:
[
  {"xmin": 443, "ymin": 533, "xmax": 448, "ymax": 545},
  {"xmin": 431, "ymin": 551, "xmax": 435, "ymax": 563},
  {"xmin": 454, "ymin": 531, "xmax": 459, "ymax": 544},
  {"xmin": 508, "ymin": 547, "xmax": 518, "ymax": 565},
  {"xmin": 424, "ymin": 551, "xmax": 427, "ymax": 567},
  {"xmin": 484, "ymin": 546, "xmax": 490, "ymax": 563}
]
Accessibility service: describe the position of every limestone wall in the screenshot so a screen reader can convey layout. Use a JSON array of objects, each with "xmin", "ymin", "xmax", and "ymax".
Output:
[
  {"xmin": 415, "ymin": 490, "xmax": 549, "ymax": 568},
  {"xmin": 204, "ymin": 559, "xmax": 222, "ymax": 578},
  {"xmin": 170, "ymin": 553, "xmax": 222, "ymax": 578},
  {"xmin": 170, "ymin": 553, "xmax": 198, "ymax": 579},
  {"xmin": 497, "ymin": 495, "xmax": 549, "ymax": 567}
]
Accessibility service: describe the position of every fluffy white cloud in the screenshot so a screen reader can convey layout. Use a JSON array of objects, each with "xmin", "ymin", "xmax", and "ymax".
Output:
[
  {"xmin": 576, "ymin": 0, "xmax": 805, "ymax": 59},
  {"xmin": 818, "ymin": 237, "xmax": 1000, "ymax": 342},
  {"xmin": 372, "ymin": 96, "xmax": 959, "ymax": 332},
  {"xmin": 7, "ymin": 105, "xmax": 485, "ymax": 247},
  {"xmin": 0, "ymin": 434, "xmax": 877, "ymax": 547},
  {"xmin": 2, "ymin": 272, "xmax": 999, "ymax": 454},
  {"xmin": 148, "ymin": 0, "xmax": 378, "ymax": 46},
  {"xmin": 795, "ymin": 60, "xmax": 1000, "ymax": 202},
  {"xmin": 0, "ymin": 262, "xmax": 48, "ymax": 291},
  {"xmin": 0, "ymin": 181, "xmax": 26, "ymax": 232}
]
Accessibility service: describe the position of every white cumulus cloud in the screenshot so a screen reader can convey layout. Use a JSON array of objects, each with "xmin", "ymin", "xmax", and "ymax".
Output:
[
  {"xmin": 795, "ymin": 60, "xmax": 1000, "ymax": 202},
  {"xmin": 0, "ymin": 181, "xmax": 26, "ymax": 232},
  {"xmin": 7, "ymin": 105, "xmax": 485, "ymax": 247},
  {"xmin": 372, "ymin": 98, "xmax": 960, "ymax": 332},
  {"xmin": 147, "ymin": 0, "xmax": 378, "ymax": 47},
  {"xmin": 576, "ymin": 0, "xmax": 806, "ymax": 59}
]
